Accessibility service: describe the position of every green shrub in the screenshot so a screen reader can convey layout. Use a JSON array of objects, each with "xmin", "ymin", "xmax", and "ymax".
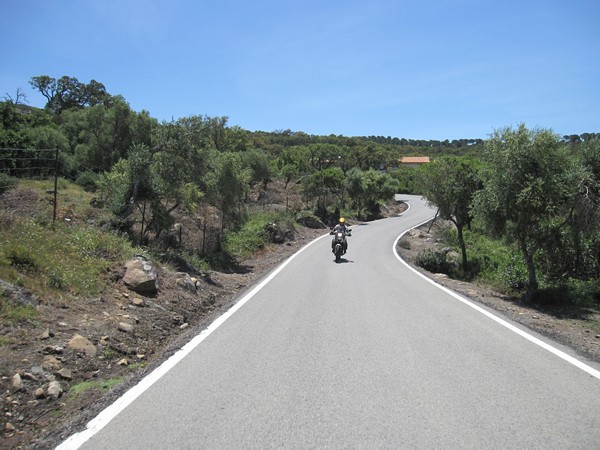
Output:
[
  {"xmin": 75, "ymin": 171, "xmax": 99, "ymax": 192},
  {"xmin": 500, "ymin": 255, "xmax": 528, "ymax": 291},
  {"xmin": 0, "ymin": 302, "xmax": 38, "ymax": 324},
  {"xmin": 223, "ymin": 211, "xmax": 294, "ymax": 259},
  {"xmin": 0, "ymin": 173, "xmax": 18, "ymax": 194},
  {"xmin": 415, "ymin": 250, "xmax": 449, "ymax": 274}
]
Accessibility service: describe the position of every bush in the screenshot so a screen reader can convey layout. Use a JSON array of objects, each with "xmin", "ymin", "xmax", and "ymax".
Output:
[
  {"xmin": 0, "ymin": 173, "xmax": 17, "ymax": 194},
  {"xmin": 500, "ymin": 255, "xmax": 528, "ymax": 291},
  {"xmin": 76, "ymin": 171, "xmax": 99, "ymax": 192},
  {"xmin": 223, "ymin": 211, "xmax": 294, "ymax": 259},
  {"xmin": 415, "ymin": 250, "xmax": 449, "ymax": 274}
]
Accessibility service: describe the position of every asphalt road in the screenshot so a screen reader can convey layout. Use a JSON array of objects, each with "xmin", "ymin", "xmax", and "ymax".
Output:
[{"xmin": 60, "ymin": 195, "xmax": 600, "ymax": 449}]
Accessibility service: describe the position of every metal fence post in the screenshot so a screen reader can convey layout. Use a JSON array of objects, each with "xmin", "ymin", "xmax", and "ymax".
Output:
[{"xmin": 53, "ymin": 146, "xmax": 59, "ymax": 224}]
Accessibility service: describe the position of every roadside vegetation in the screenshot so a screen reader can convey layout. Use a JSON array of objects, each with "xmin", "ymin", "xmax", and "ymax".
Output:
[
  {"xmin": 1, "ymin": 74, "xmax": 599, "ymax": 314},
  {"xmin": 418, "ymin": 127, "xmax": 600, "ymax": 309}
]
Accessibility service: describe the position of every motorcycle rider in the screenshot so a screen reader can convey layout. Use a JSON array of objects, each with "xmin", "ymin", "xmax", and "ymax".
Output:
[{"xmin": 330, "ymin": 217, "xmax": 351, "ymax": 254}]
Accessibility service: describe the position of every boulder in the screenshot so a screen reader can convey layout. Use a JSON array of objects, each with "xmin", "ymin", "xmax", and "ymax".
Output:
[
  {"xmin": 296, "ymin": 213, "xmax": 326, "ymax": 229},
  {"xmin": 123, "ymin": 256, "xmax": 158, "ymax": 294},
  {"xmin": 263, "ymin": 223, "xmax": 296, "ymax": 244},
  {"xmin": 0, "ymin": 278, "xmax": 38, "ymax": 307}
]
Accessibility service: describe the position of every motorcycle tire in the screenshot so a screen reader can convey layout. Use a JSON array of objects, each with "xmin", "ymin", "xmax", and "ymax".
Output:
[{"xmin": 334, "ymin": 244, "xmax": 342, "ymax": 263}]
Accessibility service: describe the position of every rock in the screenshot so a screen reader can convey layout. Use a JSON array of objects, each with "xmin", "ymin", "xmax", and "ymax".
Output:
[
  {"xmin": 123, "ymin": 256, "xmax": 158, "ymax": 294},
  {"xmin": 42, "ymin": 344, "xmax": 64, "ymax": 354},
  {"xmin": 34, "ymin": 388, "xmax": 46, "ymax": 399},
  {"xmin": 56, "ymin": 368, "xmax": 73, "ymax": 380},
  {"xmin": 117, "ymin": 358, "xmax": 129, "ymax": 366},
  {"xmin": 39, "ymin": 328, "xmax": 51, "ymax": 340},
  {"xmin": 176, "ymin": 273, "xmax": 199, "ymax": 292},
  {"xmin": 42, "ymin": 356, "xmax": 62, "ymax": 371},
  {"xmin": 67, "ymin": 334, "xmax": 97, "ymax": 357},
  {"xmin": 5, "ymin": 422, "xmax": 16, "ymax": 432},
  {"xmin": 11, "ymin": 373, "xmax": 23, "ymax": 391},
  {"xmin": 118, "ymin": 322, "xmax": 134, "ymax": 333},
  {"xmin": 295, "ymin": 213, "xmax": 326, "ymax": 229},
  {"xmin": 47, "ymin": 381, "xmax": 63, "ymax": 399},
  {"xmin": 0, "ymin": 278, "xmax": 38, "ymax": 307},
  {"xmin": 30, "ymin": 365, "xmax": 44, "ymax": 376},
  {"xmin": 263, "ymin": 222, "xmax": 295, "ymax": 244},
  {"xmin": 131, "ymin": 297, "xmax": 145, "ymax": 307},
  {"xmin": 22, "ymin": 372, "xmax": 38, "ymax": 381}
]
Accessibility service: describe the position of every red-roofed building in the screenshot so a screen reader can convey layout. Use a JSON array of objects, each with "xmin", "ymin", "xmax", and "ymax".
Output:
[{"xmin": 399, "ymin": 156, "xmax": 431, "ymax": 167}]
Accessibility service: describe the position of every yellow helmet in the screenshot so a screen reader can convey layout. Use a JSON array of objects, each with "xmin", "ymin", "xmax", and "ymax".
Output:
[{"xmin": 339, "ymin": 217, "xmax": 345, "ymax": 223}]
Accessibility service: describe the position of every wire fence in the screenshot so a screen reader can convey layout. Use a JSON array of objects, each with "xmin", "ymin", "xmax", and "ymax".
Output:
[
  {"xmin": 0, "ymin": 147, "xmax": 60, "ymax": 223},
  {"xmin": 0, "ymin": 147, "xmax": 223, "ymax": 254}
]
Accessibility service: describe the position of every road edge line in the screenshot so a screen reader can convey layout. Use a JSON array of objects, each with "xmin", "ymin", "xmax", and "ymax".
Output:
[
  {"xmin": 392, "ymin": 219, "xmax": 600, "ymax": 381},
  {"xmin": 56, "ymin": 232, "xmax": 331, "ymax": 450}
]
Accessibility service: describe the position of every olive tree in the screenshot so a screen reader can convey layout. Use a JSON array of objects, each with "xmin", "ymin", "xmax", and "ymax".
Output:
[
  {"xmin": 421, "ymin": 156, "xmax": 481, "ymax": 272},
  {"xmin": 473, "ymin": 124, "xmax": 579, "ymax": 300}
]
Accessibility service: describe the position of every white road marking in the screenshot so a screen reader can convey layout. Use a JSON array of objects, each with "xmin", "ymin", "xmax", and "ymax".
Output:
[
  {"xmin": 56, "ymin": 233, "xmax": 331, "ymax": 450},
  {"xmin": 393, "ymin": 220, "xmax": 600, "ymax": 381}
]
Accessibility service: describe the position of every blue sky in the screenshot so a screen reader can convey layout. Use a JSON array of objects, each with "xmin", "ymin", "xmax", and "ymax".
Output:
[{"xmin": 1, "ymin": 0, "xmax": 599, "ymax": 140}]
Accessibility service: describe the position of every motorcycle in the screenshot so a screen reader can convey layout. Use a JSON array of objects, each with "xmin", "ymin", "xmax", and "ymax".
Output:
[{"xmin": 330, "ymin": 228, "xmax": 351, "ymax": 263}]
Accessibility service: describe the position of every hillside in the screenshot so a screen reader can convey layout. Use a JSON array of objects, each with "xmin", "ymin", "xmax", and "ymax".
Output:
[
  {"xmin": 0, "ymin": 179, "xmax": 328, "ymax": 448},
  {"xmin": 2, "ymin": 180, "xmax": 600, "ymax": 449}
]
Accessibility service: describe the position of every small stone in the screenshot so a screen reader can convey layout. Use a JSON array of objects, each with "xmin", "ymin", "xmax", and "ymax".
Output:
[
  {"xmin": 117, "ymin": 358, "xmax": 129, "ymax": 366},
  {"xmin": 22, "ymin": 372, "xmax": 37, "ymax": 381},
  {"xmin": 34, "ymin": 388, "xmax": 46, "ymax": 399},
  {"xmin": 42, "ymin": 355, "xmax": 62, "ymax": 371},
  {"xmin": 131, "ymin": 297, "xmax": 145, "ymax": 307},
  {"xmin": 11, "ymin": 374, "xmax": 23, "ymax": 391},
  {"xmin": 5, "ymin": 422, "xmax": 16, "ymax": 432},
  {"xmin": 67, "ymin": 334, "xmax": 97, "ymax": 357},
  {"xmin": 56, "ymin": 368, "xmax": 73, "ymax": 380},
  {"xmin": 118, "ymin": 322, "xmax": 134, "ymax": 333},
  {"xmin": 180, "ymin": 323, "xmax": 189, "ymax": 330},
  {"xmin": 39, "ymin": 328, "xmax": 51, "ymax": 340},
  {"xmin": 47, "ymin": 381, "xmax": 63, "ymax": 399}
]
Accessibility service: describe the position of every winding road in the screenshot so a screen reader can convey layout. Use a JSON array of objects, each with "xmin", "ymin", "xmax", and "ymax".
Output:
[{"xmin": 59, "ymin": 195, "xmax": 600, "ymax": 449}]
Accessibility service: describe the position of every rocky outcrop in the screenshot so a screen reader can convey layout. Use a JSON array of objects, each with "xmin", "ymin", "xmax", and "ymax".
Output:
[
  {"xmin": 0, "ymin": 278, "xmax": 38, "ymax": 307},
  {"xmin": 295, "ymin": 213, "xmax": 326, "ymax": 229},
  {"xmin": 263, "ymin": 223, "xmax": 296, "ymax": 244}
]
